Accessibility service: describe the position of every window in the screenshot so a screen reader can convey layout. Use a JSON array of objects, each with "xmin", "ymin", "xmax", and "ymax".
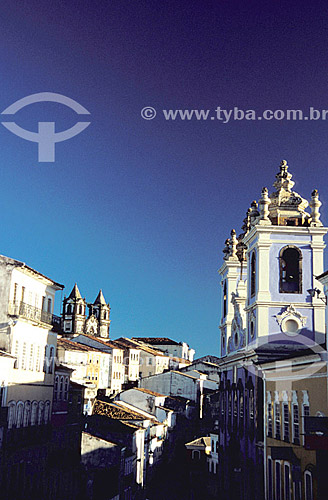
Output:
[
  {"xmin": 21, "ymin": 342, "xmax": 27, "ymax": 370},
  {"xmin": 47, "ymin": 298, "xmax": 52, "ymax": 313},
  {"xmin": 275, "ymin": 402, "xmax": 281, "ymax": 440},
  {"xmin": 59, "ymin": 377, "xmax": 64, "ymax": 401},
  {"xmin": 304, "ymin": 471, "xmax": 313, "ymax": 500},
  {"xmin": 223, "ymin": 281, "xmax": 227, "ymax": 317},
  {"xmin": 38, "ymin": 401, "xmax": 44, "ymax": 425},
  {"xmin": 211, "ymin": 440, "xmax": 214, "ymax": 452},
  {"xmin": 302, "ymin": 404, "xmax": 310, "ymax": 445},
  {"xmin": 31, "ymin": 401, "xmax": 38, "ymax": 426},
  {"xmin": 44, "ymin": 401, "xmax": 50, "ymax": 424},
  {"xmin": 54, "ymin": 376, "xmax": 59, "ymax": 401},
  {"xmin": 284, "ymin": 463, "xmax": 291, "ymax": 500},
  {"xmin": 192, "ymin": 450, "xmax": 200, "ymax": 460},
  {"xmin": 249, "ymin": 389, "xmax": 254, "ymax": 421},
  {"xmin": 267, "ymin": 402, "xmax": 273, "ymax": 437},
  {"xmin": 79, "ymin": 304, "xmax": 83, "ymax": 314},
  {"xmin": 29, "ymin": 344, "xmax": 34, "ymax": 371},
  {"xmin": 251, "ymin": 252, "xmax": 256, "ymax": 297},
  {"xmin": 16, "ymin": 402, "xmax": 24, "ymax": 428},
  {"xmin": 275, "ymin": 461, "xmax": 281, "ymax": 500},
  {"xmin": 43, "ymin": 345, "xmax": 48, "ymax": 373},
  {"xmin": 279, "ymin": 246, "xmax": 302, "ymax": 293},
  {"xmin": 21, "ymin": 286, "xmax": 25, "ymax": 302},
  {"xmin": 13, "ymin": 283, "xmax": 18, "ymax": 303},
  {"xmin": 64, "ymin": 377, "xmax": 69, "ymax": 401},
  {"xmin": 283, "ymin": 403, "xmax": 290, "ymax": 441},
  {"xmin": 8, "ymin": 401, "xmax": 16, "ymax": 429},
  {"xmin": 14, "ymin": 340, "xmax": 19, "ymax": 369},
  {"xmin": 35, "ymin": 346, "xmax": 41, "ymax": 372},
  {"xmin": 293, "ymin": 404, "xmax": 300, "ymax": 444},
  {"xmin": 48, "ymin": 346, "xmax": 54, "ymax": 374},
  {"xmin": 23, "ymin": 401, "xmax": 31, "ymax": 427},
  {"xmin": 239, "ymin": 390, "xmax": 244, "ymax": 421}
]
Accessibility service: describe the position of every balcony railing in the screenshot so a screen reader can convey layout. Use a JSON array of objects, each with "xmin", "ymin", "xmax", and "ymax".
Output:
[{"xmin": 8, "ymin": 301, "xmax": 53, "ymax": 326}]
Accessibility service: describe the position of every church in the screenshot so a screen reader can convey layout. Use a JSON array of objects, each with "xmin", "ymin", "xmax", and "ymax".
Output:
[
  {"xmin": 61, "ymin": 284, "xmax": 111, "ymax": 338},
  {"xmin": 215, "ymin": 161, "xmax": 328, "ymax": 500}
]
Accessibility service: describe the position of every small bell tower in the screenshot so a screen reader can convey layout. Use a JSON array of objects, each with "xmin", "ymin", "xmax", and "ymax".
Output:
[
  {"xmin": 92, "ymin": 290, "xmax": 111, "ymax": 339},
  {"xmin": 62, "ymin": 283, "xmax": 86, "ymax": 336}
]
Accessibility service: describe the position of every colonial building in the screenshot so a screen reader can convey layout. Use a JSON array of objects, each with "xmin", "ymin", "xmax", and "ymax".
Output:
[
  {"xmin": 213, "ymin": 160, "xmax": 327, "ymax": 500},
  {"xmin": 0, "ymin": 254, "xmax": 67, "ymax": 499}
]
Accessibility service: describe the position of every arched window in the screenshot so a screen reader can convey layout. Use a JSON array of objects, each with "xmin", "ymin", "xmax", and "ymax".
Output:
[
  {"xmin": 79, "ymin": 304, "xmax": 83, "ymax": 315},
  {"xmin": 249, "ymin": 388, "xmax": 254, "ymax": 421},
  {"xmin": 251, "ymin": 252, "xmax": 256, "ymax": 297},
  {"xmin": 23, "ymin": 401, "xmax": 31, "ymax": 427},
  {"xmin": 59, "ymin": 377, "xmax": 64, "ymax": 401},
  {"xmin": 223, "ymin": 281, "xmax": 227, "ymax": 318},
  {"xmin": 44, "ymin": 401, "xmax": 51, "ymax": 424},
  {"xmin": 192, "ymin": 450, "xmax": 200, "ymax": 460},
  {"xmin": 48, "ymin": 346, "xmax": 55, "ymax": 374},
  {"xmin": 54, "ymin": 375, "xmax": 59, "ymax": 401},
  {"xmin": 16, "ymin": 402, "xmax": 24, "ymax": 428},
  {"xmin": 279, "ymin": 246, "xmax": 302, "ymax": 293},
  {"xmin": 66, "ymin": 304, "xmax": 72, "ymax": 314},
  {"xmin": 8, "ymin": 401, "xmax": 16, "ymax": 429},
  {"xmin": 31, "ymin": 401, "xmax": 38, "ymax": 426},
  {"xmin": 305, "ymin": 471, "xmax": 313, "ymax": 500},
  {"xmin": 64, "ymin": 377, "xmax": 69, "ymax": 401},
  {"xmin": 38, "ymin": 401, "xmax": 44, "ymax": 425}
]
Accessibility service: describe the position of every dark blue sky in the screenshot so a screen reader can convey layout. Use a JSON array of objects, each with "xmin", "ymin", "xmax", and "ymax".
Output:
[{"xmin": 1, "ymin": 0, "xmax": 328, "ymax": 357}]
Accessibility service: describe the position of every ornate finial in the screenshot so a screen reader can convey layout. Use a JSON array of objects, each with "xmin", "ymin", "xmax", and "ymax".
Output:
[
  {"xmin": 241, "ymin": 208, "xmax": 251, "ymax": 235},
  {"xmin": 309, "ymin": 189, "xmax": 323, "ymax": 226},
  {"xmin": 223, "ymin": 238, "xmax": 231, "ymax": 260},
  {"xmin": 280, "ymin": 159, "xmax": 288, "ymax": 174},
  {"xmin": 258, "ymin": 187, "xmax": 272, "ymax": 225},
  {"xmin": 273, "ymin": 160, "xmax": 295, "ymax": 193},
  {"xmin": 230, "ymin": 229, "xmax": 238, "ymax": 258},
  {"xmin": 250, "ymin": 201, "xmax": 260, "ymax": 226},
  {"xmin": 237, "ymin": 240, "xmax": 247, "ymax": 262}
]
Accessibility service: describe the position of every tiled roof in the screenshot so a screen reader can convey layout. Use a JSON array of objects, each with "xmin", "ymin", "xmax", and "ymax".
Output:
[
  {"xmin": 93, "ymin": 399, "xmax": 146, "ymax": 421},
  {"xmin": 57, "ymin": 338, "xmax": 101, "ymax": 353},
  {"xmin": 132, "ymin": 337, "xmax": 181, "ymax": 346},
  {"xmin": 72, "ymin": 334, "xmax": 123, "ymax": 351},
  {"xmin": 115, "ymin": 337, "xmax": 166, "ymax": 356}
]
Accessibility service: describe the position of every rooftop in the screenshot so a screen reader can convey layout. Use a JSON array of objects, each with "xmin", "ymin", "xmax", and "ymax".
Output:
[
  {"xmin": 0, "ymin": 254, "xmax": 64, "ymax": 289},
  {"xmin": 115, "ymin": 337, "xmax": 166, "ymax": 356},
  {"xmin": 185, "ymin": 436, "xmax": 211, "ymax": 448},
  {"xmin": 132, "ymin": 337, "xmax": 181, "ymax": 346}
]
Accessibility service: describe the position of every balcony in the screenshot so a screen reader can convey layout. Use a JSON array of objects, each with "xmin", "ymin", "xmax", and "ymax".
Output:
[{"xmin": 8, "ymin": 301, "xmax": 53, "ymax": 326}]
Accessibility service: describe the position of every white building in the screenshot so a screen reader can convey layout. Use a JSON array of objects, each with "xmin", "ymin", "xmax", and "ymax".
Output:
[
  {"xmin": 132, "ymin": 337, "xmax": 195, "ymax": 361},
  {"xmin": 0, "ymin": 254, "xmax": 63, "ymax": 428},
  {"xmin": 69, "ymin": 334, "xmax": 124, "ymax": 393}
]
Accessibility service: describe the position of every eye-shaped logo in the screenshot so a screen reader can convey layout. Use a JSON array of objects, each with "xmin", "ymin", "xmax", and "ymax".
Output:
[{"xmin": 1, "ymin": 92, "xmax": 91, "ymax": 162}]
